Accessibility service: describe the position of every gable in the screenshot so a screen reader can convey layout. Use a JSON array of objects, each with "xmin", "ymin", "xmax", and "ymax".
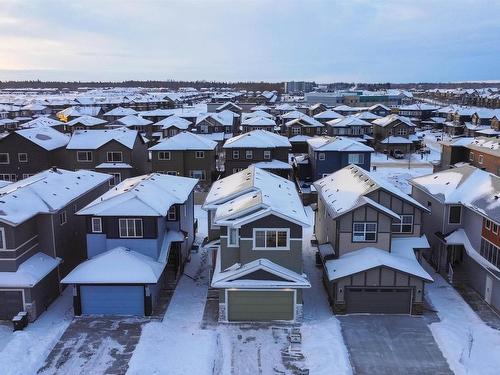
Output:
[{"xmin": 239, "ymin": 269, "xmax": 291, "ymax": 282}]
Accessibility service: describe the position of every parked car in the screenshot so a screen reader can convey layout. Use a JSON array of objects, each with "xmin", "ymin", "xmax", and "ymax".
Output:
[
  {"xmin": 418, "ymin": 147, "xmax": 431, "ymax": 154},
  {"xmin": 393, "ymin": 150, "xmax": 405, "ymax": 159}
]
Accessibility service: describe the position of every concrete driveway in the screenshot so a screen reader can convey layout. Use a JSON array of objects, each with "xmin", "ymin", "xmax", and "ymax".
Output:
[{"xmin": 338, "ymin": 315, "xmax": 452, "ymax": 375}]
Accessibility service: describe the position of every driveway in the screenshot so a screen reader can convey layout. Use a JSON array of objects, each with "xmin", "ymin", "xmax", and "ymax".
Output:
[
  {"xmin": 37, "ymin": 316, "xmax": 148, "ymax": 375},
  {"xmin": 339, "ymin": 315, "xmax": 452, "ymax": 375}
]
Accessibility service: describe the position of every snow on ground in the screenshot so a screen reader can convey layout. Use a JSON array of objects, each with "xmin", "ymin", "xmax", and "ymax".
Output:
[
  {"xmin": 371, "ymin": 167, "xmax": 433, "ymax": 194},
  {"xmin": 0, "ymin": 287, "xmax": 73, "ymax": 375},
  {"xmin": 127, "ymin": 206, "xmax": 218, "ymax": 375},
  {"xmin": 301, "ymin": 206, "xmax": 352, "ymax": 375},
  {"xmin": 424, "ymin": 262, "xmax": 500, "ymax": 375}
]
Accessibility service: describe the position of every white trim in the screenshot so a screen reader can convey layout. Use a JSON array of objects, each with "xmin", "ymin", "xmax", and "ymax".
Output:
[
  {"xmin": 76, "ymin": 151, "xmax": 93, "ymax": 162},
  {"xmin": 106, "ymin": 151, "xmax": 123, "ymax": 163},
  {"xmin": 0, "ymin": 288, "xmax": 26, "ymax": 311},
  {"xmin": 0, "ymin": 243, "xmax": 38, "ymax": 260},
  {"xmin": 225, "ymin": 288, "xmax": 297, "ymax": 322},
  {"xmin": 0, "ymin": 234, "xmax": 38, "ymax": 252},
  {"xmin": 0, "ymin": 227, "xmax": 5, "ymax": 250},
  {"xmin": 118, "ymin": 218, "xmax": 144, "ymax": 238},
  {"xmin": 252, "ymin": 228, "xmax": 290, "ymax": 250},
  {"xmin": 91, "ymin": 217, "xmax": 102, "ymax": 233},
  {"xmin": 227, "ymin": 227, "xmax": 239, "ymax": 247},
  {"xmin": 0, "ymin": 153, "xmax": 9, "ymax": 164}
]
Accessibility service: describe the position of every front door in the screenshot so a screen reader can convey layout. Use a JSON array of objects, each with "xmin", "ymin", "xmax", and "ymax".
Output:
[{"xmin": 485, "ymin": 275, "xmax": 493, "ymax": 305}]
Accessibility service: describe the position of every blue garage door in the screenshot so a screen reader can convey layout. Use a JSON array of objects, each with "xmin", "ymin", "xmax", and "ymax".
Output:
[{"xmin": 80, "ymin": 285, "xmax": 144, "ymax": 315}]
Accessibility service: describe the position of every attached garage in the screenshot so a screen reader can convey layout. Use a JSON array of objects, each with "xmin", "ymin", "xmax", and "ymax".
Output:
[
  {"xmin": 345, "ymin": 287, "xmax": 412, "ymax": 314},
  {"xmin": 80, "ymin": 285, "xmax": 145, "ymax": 315},
  {"xmin": 227, "ymin": 290, "xmax": 295, "ymax": 321},
  {"xmin": 0, "ymin": 290, "xmax": 24, "ymax": 320}
]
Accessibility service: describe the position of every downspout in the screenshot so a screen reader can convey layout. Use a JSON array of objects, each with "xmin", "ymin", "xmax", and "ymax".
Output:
[{"xmin": 51, "ymin": 215, "xmax": 62, "ymax": 291}]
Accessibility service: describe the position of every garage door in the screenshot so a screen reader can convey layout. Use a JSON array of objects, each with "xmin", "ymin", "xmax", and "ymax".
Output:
[
  {"xmin": 345, "ymin": 288, "xmax": 411, "ymax": 314},
  {"xmin": 227, "ymin": 290, "xmax": 294, "ymax": 321},
  {"xmin": 80, "ymin": 286, "xmax": 144, "ymax": 315},
  {"xmin": 0, "ymin": 290, "xmax": 23, "ymax": 320}
]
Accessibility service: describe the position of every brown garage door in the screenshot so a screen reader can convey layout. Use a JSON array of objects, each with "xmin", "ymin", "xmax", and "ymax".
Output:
[
  {"xmin": 0, "ymin": 290, "xmax": 24, "ymax": 320},
  {"xmin": 345, "ymin": 288, "xmax": 411, "ymax": 314}
]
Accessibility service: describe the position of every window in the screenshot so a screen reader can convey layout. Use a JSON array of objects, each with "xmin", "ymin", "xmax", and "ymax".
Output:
[
  {"xmin": 0, "ymin": 227, "xmax": 5, "ymax": 250},
  {"xmin": 263, "ymin": 150, "xmax": 271, "ymax": 160},
  {"xmin": 469, "ymin": 152, "xmax": 474, "ymax": 162},
  {"xmin": 119, "ymin": 218, "xmax": 143, "ymax": 238},
  {"xmin": 158, "ymin": 151, "xmax": 171, "ymax": 160},
  {"xmin": 107, "ymin": 151, "xmax": 123, "ymax": 162},
  {"xmin": 253, "ymin": 229, "xmax": 289, "ymax": 250},
  {"xmin": 348, "ymin": 153, "xmax": 364, "ymax": 165},
  {"xmin": 77, "ymin": 151, "xmax": 92, "ymax": 162},
  {"xmin": 485, "ymin": 219, "xmax": 492, "ymax": 230},
  {"xmin": 166, "ymin": 171, "xmax": 177, "ymax": 176},
  {"xmin": 228, "ymin": 227, "xmax": 239, "ymax": 247},
  {"xmin": 195, "ymin": 151, "xmax": 205, "ymax": 159},
  {"xmin": 352, "ymin": 222, "xmax": 377, "ymax": 242},
  {"xmin": 18, "ymin": 153, "xmax": 28, "ymax": 163},
  {"xmin": 91, "ymin": 217, "xmax": 102, "ymax": 233},
  {"xmin": 392, "ymin": 215, "xmax": 414, "ymax": 233},
  {"xmin": 246, "ymin": 150, "xmax": 253, "ymax": 159},
  {"xmin": 22, "ymin": 174, "xmax": 33, "ymax": 179},
  {"xmin": 59, "ymin": 211, "xmax": 67, "ymax": 225},
  {"xmin": 189, "ymin": 170, "xmax": 206, "ymax": 181},
  {"xmin": 396, "ymin": 128, "xmax": 407, "ymax": 136},
  {"xmin": 109, "ymin": 173, "xmax": 121, "ymax": 186},
  {"xmin": 73, "ymin": 204, "xmax": 78, "ymax": 213},
  {"xmin": 292, "ymin": 127, "xmax": 301, "ymax": 135},
  {"xmin": 0, "ymin": 174, "xmax": 16, "ymax": 182},
  {"xmin": 480, "ymin": 239, "xmax": 500, "ymax": 268},
  {"xmin": 448, "ymin": 205, "xmax": 462, "ymax": 224},
  {"xmin": 0, "ymin": 153, "xmax": 9, "ymax": 164},
  {"xmin": 493, "ymin": 223, "xmax": 499, "ymax": 235},
  {"xmin": 167, "ymin": 206, "xmax": 177, "ymax": 221},
  {"xmin": 233, "ymin": 168, "xmax": 244, "ymax": 174},
  {"xmin": 318, "ymin": 153, "xmax": 325, "ymax": 161},
  {"xmin": 479, "ymin": 154, "xmax": 484, "ymax": 164},
  {"xmin": 232, "ymin": 150, "xmax": 239, "ymax": 159}
]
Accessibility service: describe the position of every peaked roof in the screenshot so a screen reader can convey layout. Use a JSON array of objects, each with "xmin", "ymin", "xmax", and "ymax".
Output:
[
  {"xmin": 115, "ymin": 114, "xmax": 153, "ymax": 127},
  {"xmin": 327, "ymin": 115, "xmax": 371, "ymax": 127},
  {"xmin": 66, "ymin": 128, "xmax": 139, "ymax": 150},
  {"xmin": 154, "ymin": 115, "xmax": 191, "ymax": 129},
  {"xmin": 66, "ymin": 115, "xmax": 107, "ymax": 127},
  {"xmin": 61, "ymin": 247, "xmax": 164, "ymax": 284},
  {"xmin": 307, "ymin": 136, "xmax": 374, "ymax": 152},
  {"xmin": 14, "ymin": 127, "xmax": 70, "ymax": 150},
  {"xmin": 20, "ymin": 116, "xmax": 64, "ymax": 129},
  {"xmin": 313, "ymin": 109, "xmax": 343, "ymax": 120},
  {"xmin": 223, "ymin": 129, "xmax": 291, "ymax": 149},
  {"xmin": 372, "ymin": 114, "xmax": 415, "ymax": 127},
  {"xmin": 242, "ymin": 116, "xmax": 276, "ymax": 126},
  {"xmin": 77, "ymin": 173, "xmax": 198, "ymax": 217},
  {"xmin": 149, "ymin": 131, "xmax": 217, "ymax": 151},
  {"xmin": 103, "ymin": 106, "xmax": 138, "ymax": 117}
]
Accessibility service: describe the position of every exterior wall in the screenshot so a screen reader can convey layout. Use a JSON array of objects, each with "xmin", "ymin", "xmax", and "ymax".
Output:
[
  {"xmin": 440, "ymin": 145, "xmax": 469, "ymax": 169},
  {"xmin": 219, "ymin": 214, "xmax": 303, "ymax": 273},
  {"xmin": 224, "ymin": 146, "xmax": 290, "ymax": 175},
  {"xmin": 468, "ymin": 148, "xmax": 500, "ymax": 175},
  {"xmin": 0, "ymin": 217, "xmax": 39, "ymax": 272},
  {"xmin": 309, "ymin": 147, "xmax": 371, "ymax": 180}
]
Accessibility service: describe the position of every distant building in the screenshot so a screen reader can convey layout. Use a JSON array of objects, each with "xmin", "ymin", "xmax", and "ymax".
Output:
[{"xmin": 284, "ymin": 81, "xmax": 316, "ymax": 94}]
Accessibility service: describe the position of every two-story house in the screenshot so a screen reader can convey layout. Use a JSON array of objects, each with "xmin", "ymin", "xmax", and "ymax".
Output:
[
  {"xmin": 149, "ymin": 131, "xmax": 218, "ymax": 189},
  {"xmin": 314, "ymin": 165, "xmax": 432, "ymax": 314},
  {"xmin": 306, "ymin": 136, "xmax": 374, "ymax": 180},
  {"xmin": 466, "ymin": 137, "xmax": 500, "ymax": 175},
  {"xmin": 223, "ymin": 130, "xmax": 292, "ymax": 177},
  {"xmin": 62, "ymin": 173, "xmax": 198, "ymax": 316},
  {"xmin": 195, "ymin": 110, "xmax": 238, "ymax": 136},
  {"xmin": 410, "ymin": 165, "xmax": 500, "ymax": 311},
  {"xmin": 313, "ymin": 110, "xmax": 343, "ymax": 124},
  {"xmin": 0, "ymin": 168, "xmax": 111, "ymax": 320},
  {"xmin": 154, "ymin": 115, "xmax": 191, "ymax": 138},
  {"xmin": 326, "ymin": 116, "xmax": 372, "ymax": 137},
  {"xmin": 203, "ymin": 166, "xmax": 310, "ymax": 321},
  {"xmin": 372, "ymin": 114, "xmax": 418, "ymax": 156},
  {"xmin": 102, "ymin": 106, "xmax": 138, "ymax": 122},
  {"xmin": 284, "ymin": 117, "xmax": 324, "ymax": 137},
  {"xmin": 64, "ymin": 115, "xmax": 108, "ymax": 132},
  {"xmin": 0, "ymin": 127, "xmax": 69, "ymax": 182},
  {"xmin": 241, "ymin": 116, "xmax": 276, "ymax": 133},
  {"xmin": 65, "ymin": 128, "xmax": 149, "ymax": 185}
]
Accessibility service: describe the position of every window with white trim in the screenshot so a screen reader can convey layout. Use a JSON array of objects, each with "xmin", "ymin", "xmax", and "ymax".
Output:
[
  {"xmin": 253, "ymin": 228, "xmax": 289, "ymax": 250},
  {"xmin": 189, "ymin": 170, "xmax": 206, "ymax": 180},
  {"xmin": 0, "ymin": 153, "xmax": 9, "ymax": 164},
  {"xmin": 0, "ymin": 227, "xmax": 5, "ymax": 250},
  {"xmin": 485, "ymin": 219, "xmax": 491, "ymax": 230},
  {"xmin": 232, "ymin": 150, "xmax": 239, "ymax": 159},
  {"xmin": 263, "ymin": 150, "xmax": 271, "ymax": 160},
  {"xmin": 391, "ymin": 215, "xmax": 413, "ymax": 233},
  {"xmin": 348, "ymin": 153, "xmax": 364, "ymax": 165},
  {"xmin": 195, "ymin": 151, "xmax": 205, "ymax": 159},
  {"xmin": 292, "ymin": 127, "xmax": 300, "ymax": 135},
  {"xmin": 228, "ymin": 227, "xmax": 239, "ymax": 247},
  {"xmin": 119, "ymin": 218, "xmax": 143, "ymax": 238},
  {"xmin": 318, "ymin": 153, "xmax": 325, "ymax": 161},
  {"xmin": 469, "ymin": 152, "xmax": 474, "ymax": 162},
  {"xmin": 246, "ymin": 150, "xmax": 253, "ymax": 159},
  {"xmin": 18, "ymin": 153, "xmax": 28, "ymax": 163},
  {"xmin": 0, "ymin": 174, "xmax": 16, "ymax": 182},
  {"xmin": 448, "ymin": 205, "xmax": 462, "ymax": 224},
  {"xmin": 107, "ymin": 151, "xmax": 123, "ymax": 162},
  {"xmin": 59, "ymin": 211, "xmax": 67, "ymax": 225},
  {"xmin": 167, "ymin": 206, "xmax": 177, "ymax": 221},
  {"xmin": 158, "ymin": 151, "xmax": 171, "ymax": 160},
  {"xmin": 109, "ymin": 173, "xmax": 121, "ymax": 186},
  {"xmin": 91, "ymin": 217, "xmax": 102, "ymax": 233},
  {"xmin": 479, "ymin": 154, "xmax": 484, "ymax": 164},
  {"xmin": 77, "ymin": 151, "xmax": 92, "ymax": 162},
  {"xmin": 352, "ymin": 222, "xmax": 377, "ymax": 242},
  {"xmin": 493, "ymin": 223, "xmax": 498, "ymax": 234}
]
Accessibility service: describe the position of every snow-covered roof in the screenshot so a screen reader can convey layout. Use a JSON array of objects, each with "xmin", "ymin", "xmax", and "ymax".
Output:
[
  {"xmin": 95, "ymin": 162, "xmax": 133, "ymax": 169},
  {"xmin": 313, "ymin": 110, "xmax": 343, "ymax": 120},
  {"xmin": 196, "ymin": 110, "xmax": 236, "ymax": 126},
  {"xmin": 216, "ymin": 102, "xmax": 242, "ymax": 112},
  {"xmin": 207, "ymin": 166, "xmax": 309, "ymax": 227},
  {"xmin": 15, "ymin": 127, "xmax": 70, "ymax": 150},
  {"xmin": 380, "ymin": 136, "xmax": 413, "ymax": 144},
  {"xmin": 149, "ymin": 131, "xmax": 217, "ymax": 151},
  {"xmin": 103, "ymin": 106, "xmax": 138, "ymax": 117},
  {"xmin": 115, "ymin": 114, "xmax": 153, "ymax": 127},
  {"xmin": 0, "ymin": 252, "xmax": 61, "ymax": 288},
  {"xmin": 223, "ymin": 129, "xmax": 291, "ymax": 149},
  {"xmin": 242, "ymin": 110, "xmax": 274, "ymax": 120},
  {"xmin": 66, "ymin": 115, "xmax": 107, "ymax": 127},
  {"xmin": 307, "ymin": 136, "xmax": 374, "ymax": 152},
  {"xmin": 372, "ymin": 114, "xmax": 415, "ymax": 127},
  {"xmin": 61, "ymin": 247, "xmax": 164, "ymax": 284},
  {"xmin": 66, "ymin": 128, "xmax": 139, "ymax": 150},
  {"xmin": 252, "ymin": 159, "xmax": 293, "ymax": 170},
  {"xmin": 441, "ymin": 137, "xmax": 475, "ymax": 147},
  {"xmin": 354, "ymin": 111, "xmax": 382, "ymax": 120},
  {"xmin": 154, "ymin": 115, "xmax": 191, "ymax": 130},
  {"xmin": 327, "ymin": 116, "xmax": 371, "ymax": 127},
  {"xmin": 324, "ymin": 243, "xmax": 433, "ymax": 282},
  {"xmin": 20, "ymin": 116, "xmax": 64, "ymax": 129},
  {"xmin": 285, "ymin": 116, "xmax": 323, "ymax": 128},
  {"xmin": 211, "ymin": 254, "xmax": 310, "ymax": 289},
  {"xmin": 0, "ymin": 168, "xmax": 111, "ymax": 226},
  {"xmin": 314, "ymin": 164, "xmax": 427, "ymax": 220},
  {"xmin": 288, "ymin": 135, "xmax": 312, "ymax": 142},
  {"xmin": 77, "ymin": 173, "xmax": 197, "ymax": 217},
  {"xmin": 242, "ymin": 116, "xmax": 276, "ymax": 126}
]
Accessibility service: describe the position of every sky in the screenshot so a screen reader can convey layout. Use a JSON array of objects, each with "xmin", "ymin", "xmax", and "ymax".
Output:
[{"xmin": 0, "ymin": 0, "xmax": 499, "ymax": 83}]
